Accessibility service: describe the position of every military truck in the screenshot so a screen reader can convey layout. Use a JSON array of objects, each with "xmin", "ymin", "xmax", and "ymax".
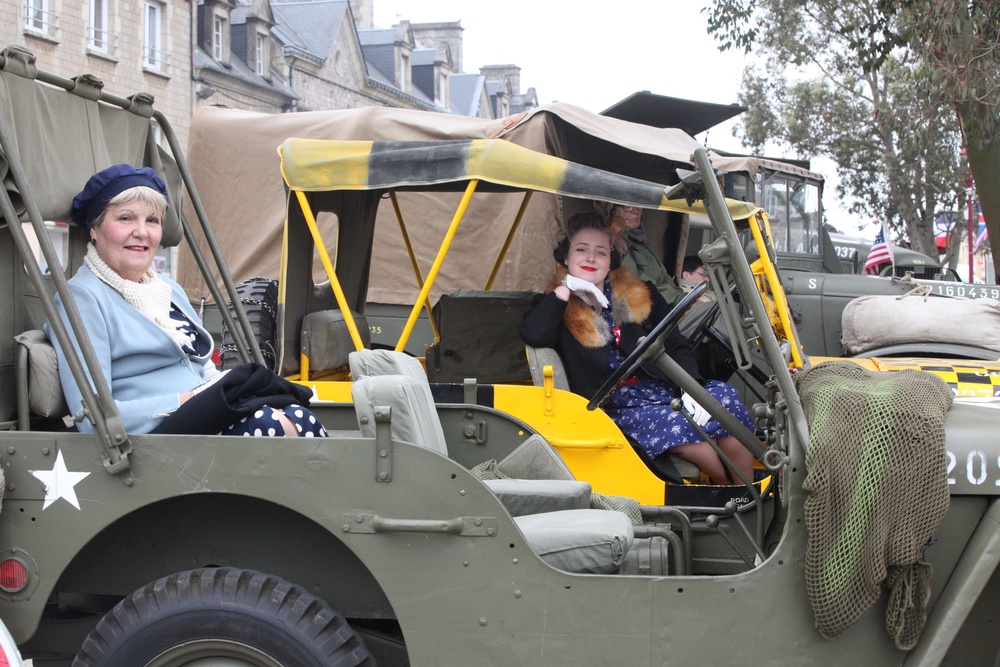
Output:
[
  {"xmin": 828, "ymin": 232, "xmax": 961, "ymax": 281},
  {"xmin": 717, "ymin": 157, "xmax": 1000, "ymax": 360},
  {"xmin": 4, "ymin": 46, "xmax": 1000, "ymax": 667}
]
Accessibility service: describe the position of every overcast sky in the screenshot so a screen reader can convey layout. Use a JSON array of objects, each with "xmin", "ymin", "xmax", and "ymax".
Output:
[
  {"xmin": 373, "ymin": 2, "xmax": 746, "ymax": 145},
  {"xmin": 373, "ymin": 1, "xmax": 863, "ymax": 233}
]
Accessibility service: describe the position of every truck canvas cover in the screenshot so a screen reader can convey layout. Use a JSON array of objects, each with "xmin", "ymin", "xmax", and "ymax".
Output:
[{"xmin": 179, "ymin": 102, "xmax": 710, "ymax": 306}]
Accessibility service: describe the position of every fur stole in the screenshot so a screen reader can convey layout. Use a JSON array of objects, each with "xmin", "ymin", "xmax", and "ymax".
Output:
[{"xmin": 547, "ymin": 267, "xmax": 652, "ymax": 348}]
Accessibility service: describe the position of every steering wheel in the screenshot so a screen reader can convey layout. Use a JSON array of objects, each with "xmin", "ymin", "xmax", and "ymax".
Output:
[
  {"xmin": 684, "ymin": 300, "xmax": 721, "ymax": 350},
  {"xmin": 689, "ymin": 301, "xmax": 771, "ymax": 388},
  {"xmin": 587, "ymin": 280, "xmax": 709, "ymax": 411}
]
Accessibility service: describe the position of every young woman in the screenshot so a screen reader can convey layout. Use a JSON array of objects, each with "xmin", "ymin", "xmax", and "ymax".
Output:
[{"xmin": 520, "ymin": 212, "xmax": 754, "ymax": 484}]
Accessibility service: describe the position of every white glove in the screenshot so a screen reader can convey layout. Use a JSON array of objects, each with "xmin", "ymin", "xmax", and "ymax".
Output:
[
  {"xmin": 681, "ymin": 392, "xmax": 712, "ymax": 427},
  {"xmin": 563, "ymin": 275, "xmax": 609, "ymax": 309}
]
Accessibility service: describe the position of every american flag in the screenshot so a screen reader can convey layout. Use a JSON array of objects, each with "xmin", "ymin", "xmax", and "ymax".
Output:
[{"xmin": 863, "ymin": 223, "xmax": 894, "ymax": 275}]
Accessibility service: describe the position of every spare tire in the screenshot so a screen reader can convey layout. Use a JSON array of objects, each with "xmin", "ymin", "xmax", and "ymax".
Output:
[{"xmin": 219, "ymin": 277, "xmax": 278, "ymax": 371}]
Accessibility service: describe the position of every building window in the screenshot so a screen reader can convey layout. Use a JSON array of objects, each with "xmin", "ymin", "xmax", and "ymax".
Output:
[
  {"xmin": 24, "ymin": 0, "xmax": 58, "ymax": 38},
  {"xmin": 144, "ymin": 1, "xmax": 168, "ymax": 71},
  {"xmin": 255, "ymin": 32, "xmax": 266, "ymax": 76},
  {"xmin": 436, "ymin": 72, "xmax": 448, "ymax": 107},
  {"xmin": 85, "ymin": 0, "xmax": 118, "ymax": 55},
  {"xmin": 399, "ymin": 53, "xmax": 409, "ymax": 92},
  {"xmin": 90, "ymin": 0, "xmax": 106, "ymax": 49},
  {"xmin": 212, "ymin": 15, "xmax": 225, "ymax": 61}
]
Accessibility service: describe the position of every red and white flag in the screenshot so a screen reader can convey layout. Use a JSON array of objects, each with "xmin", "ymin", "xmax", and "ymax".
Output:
[
  {"xmin": 974, "ymin": 224, "xmax": 989, "ymax": 253},
  {"xmin": 863, "ymin": 223, "xmax": 894, "ymax": 275}
]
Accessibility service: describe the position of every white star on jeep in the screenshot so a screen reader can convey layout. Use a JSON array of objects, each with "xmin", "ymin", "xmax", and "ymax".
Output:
[{"xmin": 30, "ymin": 450, "xmax": 90, "ymax": 510}]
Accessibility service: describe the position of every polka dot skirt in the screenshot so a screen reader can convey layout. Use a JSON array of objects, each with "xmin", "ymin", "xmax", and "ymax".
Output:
[{"xmin": 220, "ymin": 404, "xmax": 328, "ymax": 438}]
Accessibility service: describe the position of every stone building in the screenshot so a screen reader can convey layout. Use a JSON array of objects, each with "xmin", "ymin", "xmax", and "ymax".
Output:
[
  {"xmin": 194, "ymin": 0, "xmax": 537, "ymax": 119},
  {"xmin": 3, "ymin": 0, "xmax": 194, "ymax": 146},
  {"xmin": 2, "ymin": 0, "xmax": 538, "ymax": 148}
]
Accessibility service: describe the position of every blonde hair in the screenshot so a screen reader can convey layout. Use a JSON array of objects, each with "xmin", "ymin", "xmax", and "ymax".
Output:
[{"xmin": 94, "ymin": 186, "xmax": 168, "ymax": 226}]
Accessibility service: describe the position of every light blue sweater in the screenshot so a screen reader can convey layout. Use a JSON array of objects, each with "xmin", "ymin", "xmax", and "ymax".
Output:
[{"xmin": 45, "ymin": 265, "xmax": 217, "ymax": 434}]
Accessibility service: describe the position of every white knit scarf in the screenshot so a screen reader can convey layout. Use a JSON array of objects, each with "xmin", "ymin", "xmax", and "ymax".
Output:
[{"xmin": 85, "ymin": 243, "xmax": 192, "ymax": 349}]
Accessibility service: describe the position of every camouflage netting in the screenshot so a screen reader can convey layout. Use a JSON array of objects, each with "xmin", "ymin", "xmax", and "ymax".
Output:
[
  {"xmin": 471, "ymin": 459, "xmax": 643, "ymax": 525},
  {"xmin": 796, "ymin": 361, "xmax": 952, "ymax": 650}
]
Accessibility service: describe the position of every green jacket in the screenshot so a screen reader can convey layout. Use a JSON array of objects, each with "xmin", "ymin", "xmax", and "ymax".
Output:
[{"xmin": 619, "ymin": 232, "xmax": 684, "ymax": 306}]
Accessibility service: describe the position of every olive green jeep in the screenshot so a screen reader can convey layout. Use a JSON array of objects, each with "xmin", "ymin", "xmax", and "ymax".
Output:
[{"xmin": 2, "ymin": 45, "xmax": 1000, "ymax": 667}]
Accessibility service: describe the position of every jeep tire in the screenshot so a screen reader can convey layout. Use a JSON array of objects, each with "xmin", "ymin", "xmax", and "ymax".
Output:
[
  {"xmin": 73, "ymin": 568, "xmax": 373, "ymax": 667},
  {"xmin": 220, "ymin": 277, "xmax": 279, "ymax": 371}
]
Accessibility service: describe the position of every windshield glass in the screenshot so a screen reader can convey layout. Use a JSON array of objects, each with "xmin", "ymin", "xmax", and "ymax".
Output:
[{"xmin": 761, "ymin": 171, "xmax": 821, "ymax": 255}]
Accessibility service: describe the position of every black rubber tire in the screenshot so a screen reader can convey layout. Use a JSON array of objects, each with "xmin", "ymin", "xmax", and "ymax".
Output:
[
  {"xmin": 72, "ymin": 568, "xmax": 374, "ymax": 667},
  {"xmin": 220, "ymin": 277, "xmax": 279, "ymax": 371}
]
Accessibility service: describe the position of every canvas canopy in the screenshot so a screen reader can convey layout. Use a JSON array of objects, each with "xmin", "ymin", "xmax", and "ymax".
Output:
[
  {"xmin": 180, "ymin": 102, "xmax": 731, "ymax": 307},
  {"xmin": 279, "ymin": 137, "xmax": 758, "ymax": 218},
  {"xmin": 274, "ymin": 138, "xmax": 759, "ymax": 375}
]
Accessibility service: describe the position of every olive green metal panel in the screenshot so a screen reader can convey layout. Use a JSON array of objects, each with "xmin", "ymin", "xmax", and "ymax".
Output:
[{"xmin": 0, "ymin": 426, "xmax": 992, "ymax": 665}]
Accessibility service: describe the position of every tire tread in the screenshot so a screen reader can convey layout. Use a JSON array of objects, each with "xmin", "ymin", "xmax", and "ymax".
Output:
[
  {"xmin": 73, "ymin": 567, "xmax": 374, "ymax": 667},
  {"xmin": 219, "ymin": 277, "xmax": 279, "ymax": 371}
]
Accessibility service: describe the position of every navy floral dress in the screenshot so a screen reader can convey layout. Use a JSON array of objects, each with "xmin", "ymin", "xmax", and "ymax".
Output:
[{"xmin": 595, "ymin": 288, "xmax": 752, "ymax": 458}]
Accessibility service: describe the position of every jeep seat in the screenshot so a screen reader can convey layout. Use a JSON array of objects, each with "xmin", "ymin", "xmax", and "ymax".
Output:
[
  {"xmin": 524, "ymin": 344, "xmax": 702, "ymax": 482},
  {"xmin": 350, "ymin": 372, "xmax": 633, "ymax": 573},
  {"xmin": 348, "ymin": 349, "xmax": 594, "ymax": 515},
  {"xmin": 348, "ymin": 348, "xmax": 578, "ymax": 473},
  {"xmin": 14, "ymin": 330, "xmax": 68, "ymax": 430}
]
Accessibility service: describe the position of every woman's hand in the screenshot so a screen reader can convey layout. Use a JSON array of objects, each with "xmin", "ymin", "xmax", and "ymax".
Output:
[
  {"xmin": 563, "ymin": 275, "xmax": 609, "ymax": 309},
  {"xmin": 681, "ymin": 392, "xmax": 711, "ymax": 427}
]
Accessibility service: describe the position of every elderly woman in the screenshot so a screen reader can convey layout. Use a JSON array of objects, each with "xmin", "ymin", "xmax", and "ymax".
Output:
[
  {"xmin": 46, "ymin": 164, "xmax": 326, "ymax": 437},
  {"xmin": 593, "ymin": 200, "xmax": 684, "ymax": 307},
  {"xmin": 520, "ymin": 212, "xmax": 754, "ymax": 485}
]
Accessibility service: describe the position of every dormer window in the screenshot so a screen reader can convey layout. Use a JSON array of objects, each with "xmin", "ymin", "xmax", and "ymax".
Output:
[
  {"xmin": 399, "ymin": 52, "xmax": 409, "ymax": 92},
  {"xmin": 212, "ymin": 15, "xmax": 226, "ymax": 61},
  {"xmin": 255, "ymin": 31, "xmax": 266, "ymax": 76},
  {"xmin": 436, "ymin": 71, "xmax": 448, "ymax": 108}
]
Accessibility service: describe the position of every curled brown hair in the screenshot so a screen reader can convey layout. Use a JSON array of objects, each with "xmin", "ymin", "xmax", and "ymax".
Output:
[{"xmin": 553, "ymin": 212, "xmax": 619, "ymax": 268}]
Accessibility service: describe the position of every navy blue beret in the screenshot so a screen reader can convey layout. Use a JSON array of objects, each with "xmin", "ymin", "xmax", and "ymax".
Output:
[{"xmin": 70, "ymin": 164, "xmax": 168, "ymax": 230}]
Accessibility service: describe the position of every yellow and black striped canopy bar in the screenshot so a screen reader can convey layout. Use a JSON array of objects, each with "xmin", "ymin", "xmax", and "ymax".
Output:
[{"xmin": 278, "ymin": 138, "xmax": 760, "ymax": 221}]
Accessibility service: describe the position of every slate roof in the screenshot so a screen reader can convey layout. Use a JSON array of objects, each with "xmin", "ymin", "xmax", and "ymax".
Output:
[
  {"xmin": 449, "ymin": 72, "xmax": 485, "ymax": 116},
  {"xmin": 412, "ymin": 49, "xmax": 436, "ymax": 66},
  {"xmin": 271, "ymin": 0, "xmax": 350, "ymax": 59},
  {"xmin": 357, "ymin": 28, "xmax": 396, "ymax": 46},
  {"xmin": 194, "ymin": 47, "xmax": 298, "ymax": 101},
  {"xmin": 213, "ymin": 0, "xmax": 528, "ymax": 116}
]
